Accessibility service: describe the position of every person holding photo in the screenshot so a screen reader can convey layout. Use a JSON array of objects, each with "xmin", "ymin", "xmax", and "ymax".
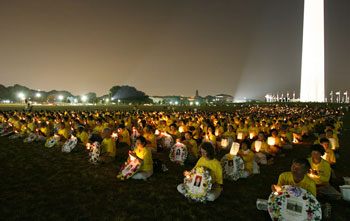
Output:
[{"xmin": 177, "ymin": 142, "xmax": 223, "ymax": 201}]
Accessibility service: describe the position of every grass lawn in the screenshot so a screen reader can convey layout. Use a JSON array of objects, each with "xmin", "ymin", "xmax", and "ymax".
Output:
[{"xmin": 0, "ymin": 105, "xmax": 350, "ymax": 220}]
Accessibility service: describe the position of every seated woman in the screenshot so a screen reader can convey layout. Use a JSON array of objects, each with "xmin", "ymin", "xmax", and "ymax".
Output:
[
  {"xmin": 251, "ymin": 132, "xmax": 270, "ymax": 165},
  {"xmin": 129, "ymin": 136, "xmax": 153, "ymax": 181},
  {"xmin": 237, "ymin": 140, "xmax": 255, "ymax": 178},
  {"xmin": 99, "ymin": 127, "xmax": 116, "ymax": 163},
  {"xmin": 177, "ymin": 142, "xmax": 223, "ymax": 202},
  {"xmin": 182, "ymin": 131, "xmax": 198, "ymax": 164}
]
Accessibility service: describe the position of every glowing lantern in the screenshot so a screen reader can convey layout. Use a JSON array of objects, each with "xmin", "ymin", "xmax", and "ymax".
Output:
[
  {"xmin": 249, "ymin": 133, "xmax": 254, "ymax": 139},
  {"xmin": 267, "ymin": 137, "xmax": 275, "ymax": 146},
  {"xmin": 215, "ymin": 128, "xmax": 219, "ymax": 137},
  {"xmin": 179, "ymin": 127, "xmax": 184, "ymax": 133},
  {"xmin": 155, "ymin": 130, "xmax": 160, "ymax": 135},
  {"xmin": 221, "ymin": 138, "xmax": 229, "ymax": 148},
  {"xmin": 328, "ymin": 138, "xmax": 336, "ymax": 150},
  {"xmin": 237, "ymin": 132, "xmax": 243, "ymax": 140},
  {"xmin": 255, "ymin": 141, "xmax": 262, "ymax": 152},
  {"xmin": 86, "ymin": 143, "xmax": 91, "ymax": 150},
  {"xmin": 112, "ymin": 132, "xmax": 118, "ymax": 139},
  {"xmin": 129, "ymin": 154, "xmax": 136, "ymax": 161},
  {"xmin": 230, "ymin": 142, "xmax": 240, "ymax": 155}
]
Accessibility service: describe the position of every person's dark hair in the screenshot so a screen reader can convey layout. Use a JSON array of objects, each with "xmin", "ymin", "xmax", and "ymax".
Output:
[
  {"xmin": 319, "ymin": 138, "xmax": 330, "ymax": 144},
  {"xmin": 311, "ymin": 144, "xmax": 325, "ymax": 155},
  {"xmin": 241, "ymin": 140, "xmax": 251, "ymax": 149},
  {"xmin": 136, "ymin": 136, "xmax": 147, "ymax": 146},
  {"xmin": 292, "ymin": 158, "xmax": 311, "ymax": 171},
  {"xmin": 200, "ymin": 142, "xmax": 215, "ymax": 160}
]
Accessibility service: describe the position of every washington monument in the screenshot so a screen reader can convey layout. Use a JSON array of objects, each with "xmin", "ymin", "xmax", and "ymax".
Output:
[{"xmin": 300, "ymin": 0, "xmax": 325, "ymax": 102}]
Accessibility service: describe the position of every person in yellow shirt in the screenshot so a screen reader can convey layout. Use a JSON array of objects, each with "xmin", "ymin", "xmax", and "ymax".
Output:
[
  {"xmin": 325, "ymin": 129, "xmax": 339, "ymax": 150},
  {"xmin": 76, "ymin": 126, "xmax": 89, "ymax": 146},
  {"xmin": 307, "ymin": 145, "xmax": 341, "ymax": 200},
  {"xmin": 271, "ymin": 158, "xmax": 316, "ymax": 197},
  {"xmin": 143, "ymin": 125, "xmax": 157, "ymax": 153},
  {"xmin": 251, "ymin": 132, "xmax": 271, "ymax": 165},
  {"xmin": 320, "ymin": 138, "xmax": 336, "ymax": 165},
  {"xmin": 99, "ymin": 127, "xmax": 116, "ymax": 163},
  {"xmin": 236, "ymin": 121, "xmax": 248, "ymax": 141},
  {"xmin": 129, "ymin": 136, "xmax": 153, "ymax": 180},
  {"xmin": 182, "ymin": 132, "xmax": 198, "ymax": 164},
  {"xmin": 177, "ymin": 142, "xmax": 223, "ymax": 201},
  {"xmin": 118, "ymin": 124, "xmax": 131, "ymax": 146},
  {"xmin": 57, "ymin": 122, "xmax": 69, "ymax": 141},
  {"xmin": 38, "ymin": 122, "xmax": 51, "ymax": 138},
  {"xmin": 168, "ymin": 124, "xmax": 181, "ymax": 140},
  {"xmin": 238, "ymin": 140, "xmax": 255, "ymax": 178},
  {"xmin": 267, "ymin": 129, "xmax": 282, "ymax": 155}
]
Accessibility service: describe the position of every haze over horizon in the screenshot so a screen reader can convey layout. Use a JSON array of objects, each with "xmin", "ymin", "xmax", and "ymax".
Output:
[{"xmin": 1, "ymin": 0, "xmax": 349, "ymax": 100}]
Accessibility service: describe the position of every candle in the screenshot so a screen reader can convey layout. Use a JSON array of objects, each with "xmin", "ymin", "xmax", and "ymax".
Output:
[
  {"xmin": 255, "ymin": 141, "xmax": 262, "ymax": 152},
  {"xmin": 267, "ymin": 137, "xmax": 275, "ymax": 146},
  {"xmin": 237, "ymin": 132, "xmax": 243, "ymax": 140},
  {"xmin": 230, "ymin": 142, "xmax": 240, "ymax": 155}
]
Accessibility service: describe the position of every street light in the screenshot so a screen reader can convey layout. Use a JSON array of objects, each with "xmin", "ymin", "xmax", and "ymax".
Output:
[
  {"xmin": 17, "ymin": 92, "xmax": 25, "ymax": 100},
  {"xmin": 81, "ymin": 95, "xmax": 88, "ymax": 102},
  {"xmin": 58, "ymin": 95, "xmax": 64, "ymax": 101}
]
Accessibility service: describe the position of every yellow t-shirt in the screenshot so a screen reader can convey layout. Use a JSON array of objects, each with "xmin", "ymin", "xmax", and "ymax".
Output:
[
  {"xmin": 134, "ymin": 146, "xmax": 153, "ymax": 172},
  {"xmin": 238, "ymin": 149, "xmax": 255, "ymax": 174},
  {"xmin": 101, "ymin": 138, "xmax": 116, "ymax": 157},
  {"xmin": 194, "ymin": 157, "xmax": 223, "ymax": 191},
  {"xmin": 58, "ymin": 127, "xmax": 69, "ymax": 140},
  {"xmin": 27, "ymin": 122, "xmax": 36, "ymax": 133},
  {"xmin": 186, "ymin": 139, "xmax": 198, "ymax": 158},
  {"xmin": 144, "ymin": 133, "xmax": 157, "ymax": 152},
  {"xmin": 77, "ymin": 131, "xmax": 88, "ymax": 145},
  {"xmin": 277, "ymin": 172, "xmax": 316, "ymax": 197},
  {"xmin": 322, "ymin": 149, "xmax": 336, "ymax": 165},
  {"xmin": 40, "ymin": 127, "xmax": 51, "ymax": 137},
  {"xmin": 307, "ymin": 157, "xmax": 331, "ymax": 185},
  {"xmin": 236, "ymin": 127, "xmax": 249, "ymax": 140},
  {"xmin": 222, "ymin": 131, "xmax": 236, "ymax": 139},
  {"xmin": 251, "ymin": 140, "xmax": 269, "ymax": 153},
  {"xmin": 120, "ymin": 129, "xmax": 131, "ymax": 146}
]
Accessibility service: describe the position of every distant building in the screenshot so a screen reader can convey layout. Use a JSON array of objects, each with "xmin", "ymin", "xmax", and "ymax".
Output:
[
  {"xmin": 195, "ymin": 90, "xmax": 199, "ymax": 97},
  {"xmin": 215, "ymin": 94, "xmax": 233, "ymax": 103}
]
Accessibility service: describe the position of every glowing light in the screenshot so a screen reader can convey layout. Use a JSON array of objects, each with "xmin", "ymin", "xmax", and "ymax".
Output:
[
  {"xmin": 175, "ymin": 101, "xmax": 178, "ymax": 105},
  {"xmin": 58, "ymin": 95, "xmax": 64, "ymax": 101},
  {"xmin": 255, "ymin": 141, "xmax": 262, "ymax": 152},
  {"xmin": 81, "ymin": 95, "xmax": 88, "ymax": 102},
  {"xmin": 300, "ymin": 0, "xmax": 324, "ymax": 102},
  {"xmin": 179, "ymin": 127, "xmax": 184, "ymax": 133},
  {"xmin": 237, "ymin": 132, "xmax": 243, "ymax": 140},
  {"xmin": 17, "ymin": 93, "xmax": 25, "ymax": 100},
  {"xmin": 36, "ymin": 93, "xmax": 41, "ymax": 98},
  {"xmin": 155, "ymin": 129, "xmax": 160, "ymax": 135},
  {"xmin": 129, "ymin": 154, "xmax": 136, "ymax": 161},
  {"xmin": 267, "ymin": 137, "xmax": 275, "ymax": 146},
  {"xmin": 190, "ymin": 102, "xmax": 193, "ymax": 105},
  {"xmin": 249, "ymin": 133, "xmax": 254, "ymax": 139},
  {"xmin": 195, "ymin": 101, "xmax": 199, "ymax": 106},
  {"xmin": 230, "ymin": 142, "xmax": 240, "ymax": 155}
]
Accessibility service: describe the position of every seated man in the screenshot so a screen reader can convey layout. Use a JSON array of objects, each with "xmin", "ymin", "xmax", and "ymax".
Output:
[
  {"xmin": 271, "ymin": 158, "xmax": 316, "ymax": 197},
  {"xmin": 307, "ymin": 145, "xmax": 341, "ymax": 200},
  {"xmin": 99, "ymin": 127, "xmax": 116, "ymax": 163},
  {"xmin": 319, "ymin": 138, "xmax": 336, "ymax": 165}
]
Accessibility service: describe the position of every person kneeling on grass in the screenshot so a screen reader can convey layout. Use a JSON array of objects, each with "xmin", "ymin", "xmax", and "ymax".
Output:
[
  {"xmin": 99, "ymin": 127, "xmax": 116, "ymax": 163},
  {"xmin": 307, "ymin": 144, "xmax": 341, "ymax": 200},
  {"xmin": 128, "ymin": 136, "xmax": 153, "ymax": 180},
  {"xmin": 177, "ymin": 142, "xmax": 223, "ymax": 202},
  {"xmin": 271, "ymin": 158, "xmax": 316, "ymax": 197}
]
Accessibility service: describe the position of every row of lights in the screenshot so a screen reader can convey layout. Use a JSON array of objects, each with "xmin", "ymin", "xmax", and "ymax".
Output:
[{"xmin": 17, "ymin": 92, "xmax": 88, "ymax": 102}]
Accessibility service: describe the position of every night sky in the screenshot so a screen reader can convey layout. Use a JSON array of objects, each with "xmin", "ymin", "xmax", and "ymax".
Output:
[{"xmin": 0, "ymin": 0, "xmax": 349, "ymax": 100}]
